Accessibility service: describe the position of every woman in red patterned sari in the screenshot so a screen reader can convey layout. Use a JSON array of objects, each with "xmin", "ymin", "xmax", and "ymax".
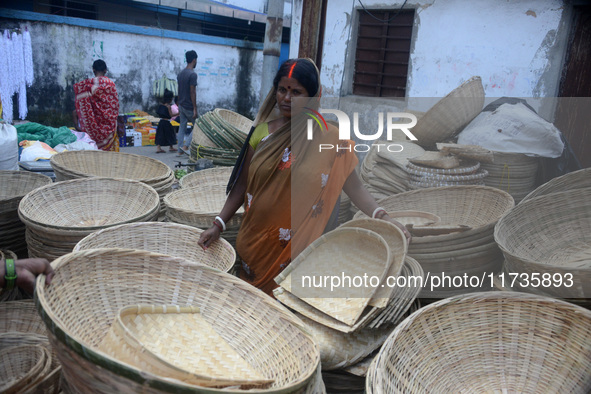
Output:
[{"xmin": 73, "ymin": 60, "xmax": 120, "ymax": 151}]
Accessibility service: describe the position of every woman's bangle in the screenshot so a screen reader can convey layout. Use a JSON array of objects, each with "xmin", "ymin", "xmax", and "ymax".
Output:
[
  {"xmin": 214, "ymin": 216, "xmax": 226, "ymax": 232},
  {"xmin": 372, "ymin": 207, "xmax": 387, "ymax": 219},
  {"xmin": 212, "ymin": 220, "xmax": 223, "ymax": 232}
]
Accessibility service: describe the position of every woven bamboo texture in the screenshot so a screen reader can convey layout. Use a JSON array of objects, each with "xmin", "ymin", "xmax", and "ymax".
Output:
[
  {"xmin": 18, "ymin": 177, "xmax": 160, "ymax": 261},
  {"xmin": 366, "ymin": 292, "xmax": 591, "ymax": 393},
  {"xmin": 339, "ymin": 219, "xmax": 407, "ymax": 305},
  {"xmin": 0, "ymin": 344, "xmax": 51, "ymax": 394},
  {"xmin": 274, "ymin": 257, "xmax": 423, "ymax": 333},
  {"xmin": 276, "ymin": 227, "xmax": 391, "ymax": 326},
  {"xmin": 0, "ymin": 171, "xmax": 52, "ymax": 257},
  {"xmin": 36, "ymin": 248, "xmax": 320, "ymax": 393},
  {"xmin": 386, "ymin": 210, "xmax": 440, "ymax": 227},
  {"xmin": 410, "ymin": 76, "xmax": 485, "ymax": 149},
  {"xmin": 179, "ymin": 166, "xmax": 233, "ymax": 189},
  {"xmin": 99, "ymin": 305, "xmax": 273, "ymax": 388},
  {"xmin": 353, "ymin": 186, "xmax": 513, "ymax": 297},
  {"xmin": 521, "ymin": 167, "xmax": 591, "ymax": 203},
  {"xmin": 480, "ymin": 151, "xmax": 539, "ymax": 203},
  {"xmin": 494, "ymin": 188, "xmax": 591, "ymax": 299},
  {"xmin": 74, "ymin": 221, "xmax": 235, "ymax": 272},
  {"xmin": 50, "ymin": 150, "xmax": 172, "ymax": 183},
  {"xmin": 165, "ymin": 185, "xmax": 243, "ymax": 229}
]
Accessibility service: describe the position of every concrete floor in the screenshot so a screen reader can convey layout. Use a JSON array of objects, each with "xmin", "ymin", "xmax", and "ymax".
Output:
[{"xmin": 120, "ymin": 145, "xmax": 191, "ymax": 171}]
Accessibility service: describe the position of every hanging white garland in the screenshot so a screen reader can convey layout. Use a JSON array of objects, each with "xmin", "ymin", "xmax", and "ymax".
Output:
[
  {"xmin": 13, "ymin": 32, "xmax": 28, "ymax": 120},
  {"xmin": 0, "ymin": 31, "xmax": 13, "ymax": 122},
  {"xmin": 23, "ymin": 29, "xmax": 34, "ymax": 86}
]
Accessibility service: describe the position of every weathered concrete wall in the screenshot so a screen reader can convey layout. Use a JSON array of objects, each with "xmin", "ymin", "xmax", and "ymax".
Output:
[
  {"xmin": 0, "ymin": 17, "xmax": 263, "ymax": 124},
  {"xmin": 292, "ymin": 0, "xmax": 571, "ymax": 118}
]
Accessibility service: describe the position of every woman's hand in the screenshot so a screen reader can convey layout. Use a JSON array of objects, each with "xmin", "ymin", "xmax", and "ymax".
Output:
[
  {"xmin": 1, "ymin": 258, "xmax": 54, "ymax": 294},
  {"xmin": 382, "ymin": 215, "xmax": 412, "ymax": 245},
  {"xmin": 198, "ymin": 226, "xmax": 222, "ymax": 250}
]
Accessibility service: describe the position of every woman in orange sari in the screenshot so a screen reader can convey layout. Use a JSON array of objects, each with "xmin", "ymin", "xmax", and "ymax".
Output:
[
  {"xmin": 73, "ymin": 60, "xmax": 120, "ymax": 151},
  {"xmin": 198, "ymin": 58, "xmax": 410, "ymax": 296}
]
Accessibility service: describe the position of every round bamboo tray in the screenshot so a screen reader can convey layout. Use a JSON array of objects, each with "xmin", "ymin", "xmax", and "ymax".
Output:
[
  {"xmin": 366, "ymin": 292, "xmax": 591, "ymax": 393},
  {"xmin": 36, "ymin": 248, "xmax": 320, "ymax": 393},
  {"xmin": 179, "ymin": 166, "xmax": 233, "ymax": 189},
  {"xmin": 480, "ymin": 151, "xmax": 539, "ymax": 204},
  {"xmin": 494, "ymin": 188, "xmax": 591, "ymax": 299},
  {"xmin": 410, "ymin": 76, "xmax": 485, "ymax": 148},
  {"xmin": 521, "ymin": 168, "xmax": 591, "ymax": 203},
  {"xmin": 0, "ymin": 171, "xmax": 53, "ymax": 213},
  {"xmin": 18, "ymin": 178, "xmax": 160, "ymax": 261},
  {"xmin": 50, "ymin": 150, "xmax": 172, "ymax": 184},
  {"xmin": 74, "ymin": 221, "xmax": 235, "ymax": 272},
  {"xmin": 165, "ymin": 185, "xmax": 243, "ymax": 229}
]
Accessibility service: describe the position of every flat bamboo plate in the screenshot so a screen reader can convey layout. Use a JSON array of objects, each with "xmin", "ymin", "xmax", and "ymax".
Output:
[{"xmin": 275, "ymin": 227, "xmax": 391, "ymax": 326}]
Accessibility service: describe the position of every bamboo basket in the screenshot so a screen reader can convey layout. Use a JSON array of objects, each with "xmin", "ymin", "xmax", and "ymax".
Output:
[
  {"xmin": 366, "ymin": 292, "xmax": 591, "ymax": 393},
  {"xmin": 275, "ymin": 227, "xmax": 391, "ymax": 326},
  {"xmin": 99, "ymin": 305, "xmax": 274, "ymax": 388},
  {"xmin": 409, "ymin": 76, "xmax": 485, "ymax": 149},
  {"xmin": 179, "ymin": 166, "xmax": 233, "ymax": 189},
  {"xmin": 0, "ymin": 344, "xmax": 51, "ymax": 394},
  {"xmin": 521, "ymin": 167, "xmax": 591, "ymax": 203},
  {"xmin": 74, "ymin": 221, "xmax": 235, "ymax": 272},
  {"xmin": 480, "ymin": 151, "xmax": 539, "ymax": 203},
  {"xmin": 0, "ymin": 171, "xmax": 52, "ymax": 257},
  {"xmin": 35, "ymin": 248, "xmax": 320, "ymax": 393},
  {"xmin": 18, "ymin": 178, "xmax": 160, "ymax": 261},
  {"xmin": 494, "ymin": 188, "xmax": 591, "ymax": 299}
]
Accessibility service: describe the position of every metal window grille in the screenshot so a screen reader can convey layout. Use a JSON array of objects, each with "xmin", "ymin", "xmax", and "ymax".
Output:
[{"xmin": 353, "ymin": 9, "xmax": 414, "ymax": 97}]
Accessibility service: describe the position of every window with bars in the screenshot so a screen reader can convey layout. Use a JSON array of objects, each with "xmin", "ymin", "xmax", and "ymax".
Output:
[{"xmin": 353, "ymin": 9, "xmax": 415, "ymax": 97}]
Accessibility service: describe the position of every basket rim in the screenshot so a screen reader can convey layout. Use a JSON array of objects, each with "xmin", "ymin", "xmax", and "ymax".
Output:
[
  {"xmin": 0, "ymin": 171, "xmax": 53, "ymax": 202},
  {"xmin": 50, "ymin": 150, "xmax": 173, "ymax": 183},
  {"xmin": 18, "ymin": 177, "xmax": 160, "ymax": 232},
  {"xmin": 494, "ymin": 188, "xmax": 591, "ymax": 271},
  {"xmin": 35, "ymin": 248, "xmax": 320, "ymax": 394}
]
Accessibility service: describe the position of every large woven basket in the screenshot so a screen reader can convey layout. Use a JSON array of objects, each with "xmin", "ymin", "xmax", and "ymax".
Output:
[
  {"xmin": 494, "ymin": 188, "xmax": 591, "ymax": 298},
  {"xmin": 366, "ymin": 292, "xmax": 591, "ymax": 393},
  {"xmin": 35, "ymin": 248, "xmax": 320, "ymax": 393},
  {"xmin": 50, "ymin": 150, "xmax": 172, "ymax": 184},
  {"xmin": 74, "ymin": 221, "xmax": 235, "ymax": 272},
  {"xmin": 521, "ymin": 167, "xmax": 591, "ymax": 203},
  {"xmin": 410, "ymin": 76, "xmax": 485, "ymax": 148},
  {"xmin": 18, "ymin": 177, "xmax": 160, "ymax": 260},
  {"xmin": 0, "ymin": 171, "xmax": 52, "ymax": 257},
  {"xmin": 165, "ymin": 185, "xmax": 243, "ymax": 229},
  {"xmin": 179, "ymin": 167, "xmax": 233, "ymax": 189},
  {"xmin": 0, "ymin": 344, "xmax": 51, "ymax": 394},
  {"xmin": 0, "ymin": 300, "xmax": 62, "ymax": 393},
  {"xmin": 353, "ymin": 186, "xmax": 514, "ymax": 297},
  {"xmin": 481, "ymin": 151, "xmax": 539, "ymax": 203}
]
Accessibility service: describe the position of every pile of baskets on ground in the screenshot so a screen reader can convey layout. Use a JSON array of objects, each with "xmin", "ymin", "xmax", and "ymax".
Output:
[
  {"xmin": 0, "ymin": 300, "xmax": 61, "ymax": 393},
  {"xmin": 166, "ymin": 167, "xmax": 242, "ymax": 253},
  {"xmin": 190, "ymin": 109, "xmax": 253, "ymax": 167},
  {"xmin": 50, "ymin": 150, "xmax": 174, "ymax": 220},
  {"xmin": 0, "ymin": 171, "xmax": 52, "ymax": 258},
  {"xmin": 18, "ymin": 177, "xmax": 160, "ymax": 261}
]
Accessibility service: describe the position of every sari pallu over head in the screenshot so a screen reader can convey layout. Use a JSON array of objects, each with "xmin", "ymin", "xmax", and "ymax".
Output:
[
  {"xmin": 74, "ymin": 76, "xmax": 119, "ymax": 151},
  {"xmin": 232, "ymin": 59, "xmax": 358, "ymax": 295}
]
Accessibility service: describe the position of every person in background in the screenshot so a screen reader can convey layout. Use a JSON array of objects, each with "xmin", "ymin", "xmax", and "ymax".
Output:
[
  {"xmin": 155, "ymin": 89, "xmax": 178, "ymax": 153},
  {"xmin": 73, "ymin": 59, "xmax": 120, "ymax": 151},
  {"xmin": 176, "ymin": 50, "xmax": 198, "ymax": 156},
  {"xmin": 198, "ymin": 58, "xmax": 411, "ymax": 296},
  {"xmin": 0, "ymin": 257, "xmax": 54, "ymax": 295}
]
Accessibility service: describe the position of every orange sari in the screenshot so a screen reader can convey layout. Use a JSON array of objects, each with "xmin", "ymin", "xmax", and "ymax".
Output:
[{"xmin": 236, "ymin": 118, "xmax": 358, "ymax": 295}]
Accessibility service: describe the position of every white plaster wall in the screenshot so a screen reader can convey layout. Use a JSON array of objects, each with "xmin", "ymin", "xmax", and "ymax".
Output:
[
  {"xmin": 23, "ymin": 21, "xmax": 262, "ymax": 117},
  {"xmin": 313, "ymin": 0, "xmax": 567, "ymax": 106}
]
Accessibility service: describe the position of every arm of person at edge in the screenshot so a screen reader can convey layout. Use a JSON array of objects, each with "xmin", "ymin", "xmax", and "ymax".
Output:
[
  {"xmin": 190, "ymin": 85, "xmax": 198, "ymax": 120},
  {"xmin": 343, "ymin": 170, "xmax": 412, "ymax": 245},
  {"xmin": 0, "ymin": 258, "xmax": 54, "ymax": 294},
  {"xmin": 198, "ymin": 146, "xmax": 255, "ymax": 250}
]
